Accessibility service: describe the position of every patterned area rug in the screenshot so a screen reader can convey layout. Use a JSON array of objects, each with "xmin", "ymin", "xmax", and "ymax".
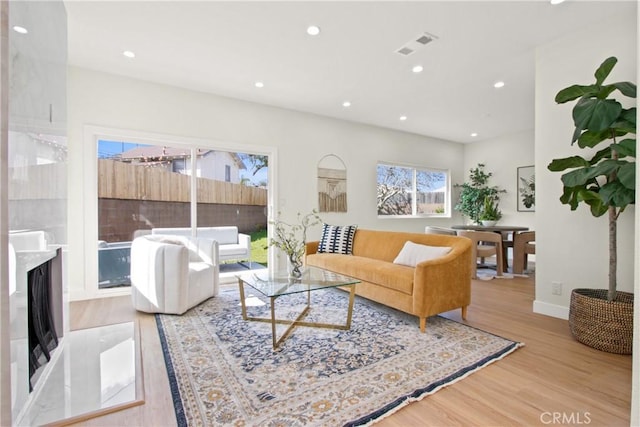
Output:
[{"xmin": 156, "ymin": 287, "xmax": 523, "ymax": 426}]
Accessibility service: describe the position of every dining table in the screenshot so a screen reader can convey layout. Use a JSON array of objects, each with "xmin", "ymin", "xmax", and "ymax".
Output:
[{"xmin": 451, "ymin": 224, "xmax": 529, "ymax": 270}]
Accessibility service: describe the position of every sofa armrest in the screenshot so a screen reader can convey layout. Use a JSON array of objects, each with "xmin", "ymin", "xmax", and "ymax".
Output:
[
  {"xmin": 238, "ymin": 233, "xmax": 251, "ymax": 248},
  {"xmin": 185, "ymin": 237, "xmax": 219, "ymax": 266},
  {"xmin": 411, "ymin": 240, "xmax": 472, "ymax": 316},
  {"xmin": 305, "ymin": 241, "xmax": 320, "ymax": 257}
]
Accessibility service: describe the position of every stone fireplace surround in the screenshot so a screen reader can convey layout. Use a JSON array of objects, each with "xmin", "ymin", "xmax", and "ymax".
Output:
[{"xmin": 9, "ymin": 231, "xmax": 64, "ymax": 424}]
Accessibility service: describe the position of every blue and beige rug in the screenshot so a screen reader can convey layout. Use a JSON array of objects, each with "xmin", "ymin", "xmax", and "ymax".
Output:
[{"xmin": 156, "ymin": 288, "xmax": 523, "ymax": 426}]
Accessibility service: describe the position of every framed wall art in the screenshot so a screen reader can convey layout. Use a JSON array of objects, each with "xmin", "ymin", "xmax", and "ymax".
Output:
[{"xmin": 517, "ymin": 165, "xmax": 535, "ymax": 212}]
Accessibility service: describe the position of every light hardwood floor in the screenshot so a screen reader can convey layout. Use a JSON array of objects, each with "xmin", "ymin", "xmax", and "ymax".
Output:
[{"xmin": 68, "ymin": 275, "xmax": 632, "ymax": 427}]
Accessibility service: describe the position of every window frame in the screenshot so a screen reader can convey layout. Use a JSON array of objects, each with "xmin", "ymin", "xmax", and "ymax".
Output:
[{"xmin": 376, "ymin": 161, "xmax": 450, "ymax": 218}]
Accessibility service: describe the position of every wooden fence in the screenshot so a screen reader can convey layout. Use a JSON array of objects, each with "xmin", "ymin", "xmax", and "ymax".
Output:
[{"xmin": 98, "ymin": 159, "xmax": 267, "ymax": 205}]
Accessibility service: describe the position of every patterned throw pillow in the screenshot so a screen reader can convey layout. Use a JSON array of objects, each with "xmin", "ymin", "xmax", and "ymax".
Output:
[{"xmin": 317, "ymin": 224, "xmax": 357, "ymax": 255}]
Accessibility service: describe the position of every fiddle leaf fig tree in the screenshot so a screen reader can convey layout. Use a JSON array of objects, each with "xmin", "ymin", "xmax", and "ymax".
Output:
[{"xmin": 547, "ymin": 56, "xmax": 636, "ymax": 302}]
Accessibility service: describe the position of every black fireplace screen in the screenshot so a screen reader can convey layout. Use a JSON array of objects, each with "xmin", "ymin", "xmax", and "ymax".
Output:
[{"xmin": 28, "ymin": 260, "xmax": 59, "ymax": 391}]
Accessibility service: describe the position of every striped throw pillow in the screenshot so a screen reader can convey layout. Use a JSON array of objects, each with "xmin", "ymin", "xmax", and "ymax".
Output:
[{"xmin": 317, "ymin": 224, "xmax": 357, "ymax": 255}]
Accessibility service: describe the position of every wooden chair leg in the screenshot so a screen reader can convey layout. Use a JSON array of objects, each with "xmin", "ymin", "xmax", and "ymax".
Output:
[
  {"xmin": 513, "ymin": 252, "xmax": 524, "ymax": 274},
  {"xmin": 461, "ymin": 306, "xmax": 468, "ymax": 320},
  {"xmin": 495, "ymin": 242, "xmax": 504, "ymax": 276},
  {"xmin": 419, "ymin": 317, "xmax": 426, "ymax": 332}
]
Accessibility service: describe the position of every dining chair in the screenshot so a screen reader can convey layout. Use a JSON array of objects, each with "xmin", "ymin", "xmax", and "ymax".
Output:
[
  {"xmin": 513, "ymin": 231, "xmax": 535, "ymax": 274},
  {"xmin": 456, "ymin": 230, "xmax": 504, "ymax": 279},
  {"xmin": 424, "ymin": 226, "xmax": 457, "ymax": 235},
  {"xmin": 500, "ymin": 231, "xmax": 514, "ymax": 270}
]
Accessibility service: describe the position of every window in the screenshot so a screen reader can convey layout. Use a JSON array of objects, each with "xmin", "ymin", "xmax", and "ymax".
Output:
[
  {"xmin": 225, "ymin": 165, "xmax": 231, "ymax": 182},
  {"xmin": 377, "ymin": 163, "xmax": 449, "ymax": 217},
  {"xmin": 173, "ymin": 158, "xmax": 185, "ymax": 173}
]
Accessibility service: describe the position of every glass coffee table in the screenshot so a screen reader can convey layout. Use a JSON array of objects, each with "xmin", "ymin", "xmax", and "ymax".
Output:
[{"xmin": 236, "ymin": 266, "xmax": 360, "ymax": 349}]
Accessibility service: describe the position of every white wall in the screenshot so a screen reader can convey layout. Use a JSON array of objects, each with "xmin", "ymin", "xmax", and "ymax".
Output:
[
  {"xmin": 534, "ymin": 12, "xmax": 637, "ymax": 320},
  {"xmin": 463, "ymin": 129, "xmax": 536, "ymax": 232},
  {"xmin": 67, "ymin": 66, "xmax": 465, "ymax": 299}
]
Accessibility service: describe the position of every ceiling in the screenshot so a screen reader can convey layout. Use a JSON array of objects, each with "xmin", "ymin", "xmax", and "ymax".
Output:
[{"xmin": 64, "ymin": 1, "xmax": 636, "ymax": 144}]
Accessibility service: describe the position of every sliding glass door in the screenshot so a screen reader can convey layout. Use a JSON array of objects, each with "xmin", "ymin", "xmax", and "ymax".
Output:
[{"xmin": 96, "ymin": 139, "xmax": 269, "ymax": 289}]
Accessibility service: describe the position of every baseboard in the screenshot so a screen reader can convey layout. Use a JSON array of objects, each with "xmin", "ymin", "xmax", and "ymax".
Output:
[{"xmin": 533, "ymin": 300, "xmax": 569, "ymax": 320}]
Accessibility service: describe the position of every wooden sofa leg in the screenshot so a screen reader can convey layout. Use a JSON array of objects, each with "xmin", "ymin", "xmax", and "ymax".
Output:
[
  {"xmin": 419, "ymin": 317, "xmax": 426, "ymax": 332},
  {"xmin": 461, "ymin": 306, "xmax": 468, "ymax": 320}
]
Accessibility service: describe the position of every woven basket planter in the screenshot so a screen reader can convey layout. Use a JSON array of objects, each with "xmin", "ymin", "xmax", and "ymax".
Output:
[{"xmin": 569, "ymin": 288, "xmax": 634, "ymax": 355}]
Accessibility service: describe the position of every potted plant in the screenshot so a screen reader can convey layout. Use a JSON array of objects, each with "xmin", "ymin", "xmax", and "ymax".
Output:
[
  {"xmin": 270, "ymin": 210, "xmax": 322, "ymax": 278},
  {"xmin": 478, "ymin": 195, "xmax": 502, "ymax": 227},
  {"xmin": 547, "ymin": 56, "xmax": 635, "ymax": 354},
  {"xmin": 454, "ymin": 164, "xmax": 505, "ymax": 224}
]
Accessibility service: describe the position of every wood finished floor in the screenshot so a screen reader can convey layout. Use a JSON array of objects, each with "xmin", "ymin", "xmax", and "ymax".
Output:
[{"xmin": 68, "ymin": 274, "xmax": 632, "ymax": 427}]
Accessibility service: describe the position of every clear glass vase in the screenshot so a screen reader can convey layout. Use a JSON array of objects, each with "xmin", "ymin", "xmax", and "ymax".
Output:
[{"xmin": 287, "ymin": 254, "xmax": 304, "ymax": 279}]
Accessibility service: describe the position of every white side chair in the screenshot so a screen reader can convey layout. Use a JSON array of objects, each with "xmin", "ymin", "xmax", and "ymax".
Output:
[{"xmin": 130, "ymin": 234, "xmax": 219, "ymax": 314}]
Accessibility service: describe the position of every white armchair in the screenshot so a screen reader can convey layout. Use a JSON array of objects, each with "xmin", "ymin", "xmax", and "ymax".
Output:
[{"xmin": 130, "ymin": 235, "xmax": 219, "ymax": 314}]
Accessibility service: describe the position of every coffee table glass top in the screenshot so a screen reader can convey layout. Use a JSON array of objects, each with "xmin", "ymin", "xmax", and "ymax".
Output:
[{"xmin": 236, "ymin": 266, "xmax": 359, "ymax": 298}]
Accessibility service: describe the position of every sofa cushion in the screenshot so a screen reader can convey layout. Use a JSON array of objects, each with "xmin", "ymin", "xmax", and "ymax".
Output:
[
  {"xmin": 318, "ymin": 224, "xmax": 357, "ymax": 254},
  {"xmin": 393, "ymin": 241, "xmax": 452, "ymax": 267},
  {"xmin": 306, "ymin": 253, "xmax": 414, "ymax": 295}
]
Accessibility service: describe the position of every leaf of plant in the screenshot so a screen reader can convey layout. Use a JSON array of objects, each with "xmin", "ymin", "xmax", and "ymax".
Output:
[
  {"xmin": 571, "ymin": 126, "xmax": 583, "ymax": 144},
  {"xmin": 594, "ymin": 57, "xmax": 617, "ymax": 85},
  {"xmin": 620, "ymin": 107, "xmax": 637, "ymax": 124},
  {"xmin": 597, "ymin": 85, "xmax": 617, "ymax": 99},
  {"xmin": 561, "ymin": 160, "xmax": 621, "ymax": 187},
  {"xmin": 611, "ymin": 139, "xmax": 636, "ymax": 158},
  {"xmin": 555, "ymin": 84, "xmax": 598, "ymax": 103},
  {"xmin": 577, "ymin": 189, "xmax": 608, "ymax": 217},
  {"xmin": 548, "ymin": 156, "xmax": 589, "ymax": 172},
  {"xmin": 613, "ymin": 82, "xmax": 637, "ymax": 98},
  {"xmin": 599, "ymin": 181, "xmax": 635, "ymax": 207},
  {"xmin": 590, "ymin": 146, "xmax": 612, "ymax": 164},
  {"xmin": 577, "ymin": 129, "xmax": 613, "ymax": 148},
  {"xmin": 573, "ymin": 98, "xmax": 622, "ymax": 133},
  {"xmin": 590, "ymin": 159, "xmax": 625, "ymax": 177},
  {"xmin": 560, "ymin": 186, "xmax": 580, "ymax": 210},
  {"xmin": 617, "ymin": 162, "xmax": 636, "ymax": 190},
  {"xmin": 611, "ymin": 118, "xmax": 636, "ymax": 135}
]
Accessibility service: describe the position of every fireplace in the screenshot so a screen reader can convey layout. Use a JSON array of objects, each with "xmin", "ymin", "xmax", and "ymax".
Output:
[
  {"xmin": 9, "ymin": 238, "xmax": 64, "ymax": 424},
  {"xmin": 27, "ymin": 259, "xmax": 60, "ymax": 391}
]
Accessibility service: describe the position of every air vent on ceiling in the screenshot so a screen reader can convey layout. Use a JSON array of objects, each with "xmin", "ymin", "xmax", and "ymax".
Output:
[
  {"xmin": 396, "ymin": 47, "xmax": 414, "ymax": 56},
  {"xmin": 416, "ymin": 34, "xmax": 434, "ymax": 45},
  {"xmin": 395, "ymin": 32, "xmax": 438, "ymax": 56}
]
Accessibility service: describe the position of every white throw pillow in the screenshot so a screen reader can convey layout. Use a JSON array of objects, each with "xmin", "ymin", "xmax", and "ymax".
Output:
[{"xmin": 393, "ymin": 241, "xmax": 452, "ymax": 267}]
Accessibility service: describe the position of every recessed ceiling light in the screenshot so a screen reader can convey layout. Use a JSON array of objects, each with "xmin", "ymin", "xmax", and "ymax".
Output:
[
  {"xmin": 342, "ymin": 101, "xmax": 351, "ymax": 107},
  {"xmin": 550, "ymin": 0, "xmax": 565, "ymax": 4},
  {"xmin": 254, "ymin": 81, "xmax": 264, "ymax": 88},
  {"xmin": 494, "ymin": 81, "xmax": 505, "ymax": 88},
  {"xmin": 470, "ymin": 132, "xmax": 478, "ymax": 137},
  {"xmin": 399, "ymin": 116, "xmax": 408, "ymax": 121},
  {"xmin": 13, "ymin": 26, "xmax": 28, "ymax": 34},
  {"xmin": 412, "ymin": 65, "xmax": 424, "ymax": 73},
  {"xmin": 122, "ymin": 50, "xmax": 136, "ymax": 58},
  {"xmin": 307, "ymin": 25, "xmax": 321, "ymax": 36}
]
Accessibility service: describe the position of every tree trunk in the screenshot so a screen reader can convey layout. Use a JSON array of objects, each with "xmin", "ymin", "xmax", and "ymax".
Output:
[
  {"xmin": 608, "ymin": 145, "xmax": 618, "ymax": 302},
  {"xmin": 608, "ymin": 206, "xmax": 617, "ymax": 302}
]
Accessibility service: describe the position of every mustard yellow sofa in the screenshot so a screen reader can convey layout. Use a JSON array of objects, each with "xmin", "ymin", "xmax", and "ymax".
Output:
[{"xmin": 305, "ymin": 229, "xmax": 472, "ymax": 332}]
